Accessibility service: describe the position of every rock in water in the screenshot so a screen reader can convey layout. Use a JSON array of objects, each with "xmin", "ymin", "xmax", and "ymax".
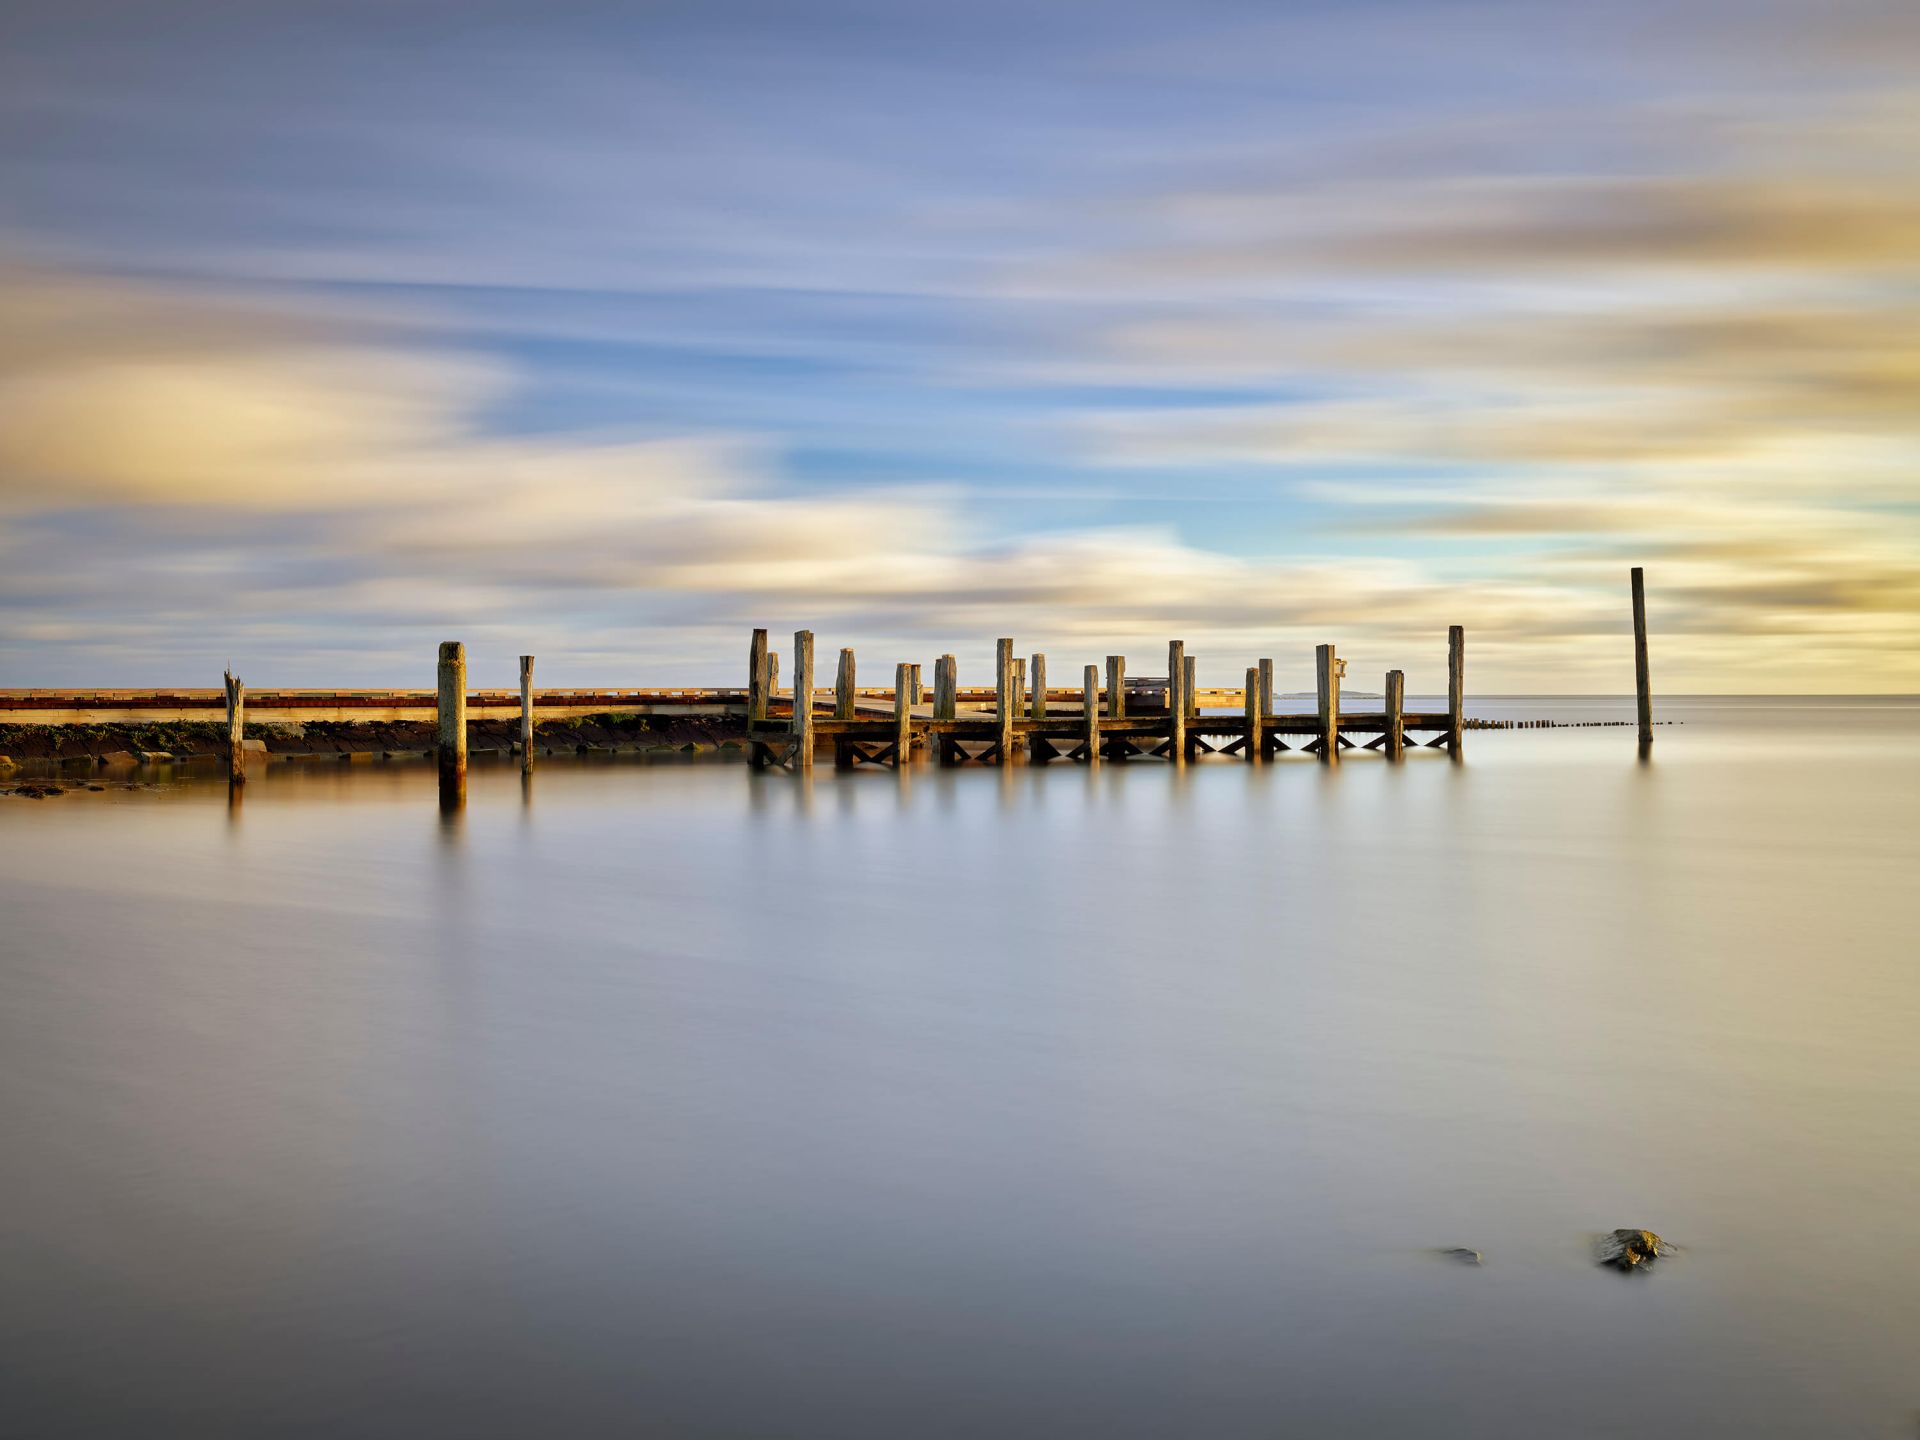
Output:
[
  {"xmin": 1597, "ymin": 1229, "xmax": 1668, "ymax": 1270},
  {"xmin": 1438, "ymin": 1247, "xmax": 1484, "ymax": 1266}
]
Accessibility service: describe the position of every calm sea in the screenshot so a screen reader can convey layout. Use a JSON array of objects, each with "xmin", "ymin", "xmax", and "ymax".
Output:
[{"xmin": 3, "ymin": 696, "xmax": 1916, "ymax": 1437}]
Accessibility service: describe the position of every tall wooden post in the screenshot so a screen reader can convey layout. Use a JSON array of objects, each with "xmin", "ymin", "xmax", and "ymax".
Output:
[
  {"xmin": 437, "ymin": 641, "xmax": 467, "ymax": 805},
  {"xmin": 835, "ymin": 648, "xmax": 856, "ymax": 721},
  {"xmin": 519, "ymin": 655, "xmax": 535, "ymax": 773},
  {"xmin": 223, "ymin": 670, "xmax": 246, "ymax": 785},
  {"xmin": 791, "ymin": 630, "xmax": 815, "ymax": 772},
  {"xmin": 1183, "ymin": 654, "xmax": 1198, "ymax": 719},
  {"xmin": 1244, "ymin": 666, "xmax": 1262, "ymax": 763},
  {"xmin": 1258, "ymin": 658, "xmax": 1273, "ymax": 718},
  {"xmin": 748, "ymin": 628, "xmax": 769, "ymax": 724},
  {"xmin": 1447, "ymin": 625, "xmax": 1466, "ymax": 759},
  {"xmin": 934, "ymin": 654, "xmax": 957, "ymax": 765},
  {"xmin": 1167, "ymin": 640, "xmax": 1187, "ymax": 765},
  {"xmin": 1106, "ymin": 655, "xmax": 1126, "ymax": 720},
  {"xmin": 1083, "ymin": 664, "xmax": 1101, "ymax": 765},
  {"xmin": 893, "ymin": 662, "xmax": 912, "ymax": 767},
  {"xmin": 910, "ymin": 663, "xmax": 923, "ymax": 706},
  {"xmin": 1384, "ymin": 668, "xmax": 1405, "ymax": 761},
  {"xmin": 995, "ymin": 638, "xmax": 1016, "ymax": 763},
  {"xmin": 1029, "ymin": 654, "xmax": 1047, "ymax": 719},
  {"xmin": 1631, "ymin": 569, "xmax": 1652, "ymax": 751},
  {"xmin": 1315, "ymin": 643, "xmax": 1339, "ymax": 763}
]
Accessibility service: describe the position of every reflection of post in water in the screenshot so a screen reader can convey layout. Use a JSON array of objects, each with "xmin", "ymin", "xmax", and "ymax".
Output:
[
  {"xmin": 437, "ymin": 640, "xmax": 467, "ymax": 811},
  {"xmin": 226, "ymin": 774, "xmax": 244, "ymax": 822},
  {"xmin": 520, "ymin": 767, "xmax": 534, "ymax": 812}
]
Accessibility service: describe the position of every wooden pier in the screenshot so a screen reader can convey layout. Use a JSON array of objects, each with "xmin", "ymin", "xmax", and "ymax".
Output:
[{"xmin": 745, "ymin": 628, "xmax": 1466, "ymax": 770}]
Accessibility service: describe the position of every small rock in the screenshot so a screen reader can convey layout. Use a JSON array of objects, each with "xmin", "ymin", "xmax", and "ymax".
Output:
[
  {"xmin": 1597, "ymin": 1228, "xmax": 1670, "ymax": 1271},
  {"xmin": 1438, "ymin": 1247, "xmax": 1484, "ymax": 1266}
]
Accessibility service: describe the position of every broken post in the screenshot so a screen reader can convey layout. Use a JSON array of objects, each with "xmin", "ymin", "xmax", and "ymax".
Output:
[
  {"xmin": 223, "ymin": 670, "xmax": 246, "ymax": 786},
  {"xmin": 519, "ymin": 655, "xmax": 535, "ymax": 773},
  {"xmin": 1385, "ymin": 668, "xmax": 1405, "ymax": 761},
  {"xmin": 1631, "ymin": 568, "xmax": 1652, "ymax": 752},
  {"xmin": 437, "ymin": 641, "xmax": 467, "ymax": 806},
  {"xmin": 791, "ymin": 630, "xmax": 815, "ymax": 771},
  {"xmin": 1448, "ymin": 625, "xmax": 1465, "ymax": 759}
]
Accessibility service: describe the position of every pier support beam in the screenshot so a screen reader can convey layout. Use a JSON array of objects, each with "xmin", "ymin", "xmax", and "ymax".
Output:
[
  {"xmin": 934, "ymin": 654, "xmax": 958, "ymax": 765},
  {"xmin": 1083, "ymin": 664, "xmax": 1100, "ymax": 764},
  {"xmin": 224, "ymin": 670, "xmax": 246, "ymax": 786},
  {"xmin": 995, "ymin": 638, "xmax": 1016, "ymax": 763},
  {"xmin": 1631, "ymin": 568, "xmax": 1652, "ymax": 753},
  {"xmin": 1448, "ymin": 625, "xmax": 1466, "ymax": 759},
  {"xmin": 519, "ymin": 655, "xmax": 535, "ymax": 773},
  {"xmin": 1244, "ymin": 666, "xmax": 1262, "ymax": 763},
  {"xmin": 437, "ymin": 641, "xmax": 467, "ymax": 807},
  {"xmin": 893, "ymin": 662, "xmax": 912, "ymax": 768},
  {"xmin": 1315, "ymin": 643, "xmax": 1340, "ymax": 763},
  {"xmin": 791, "ymin": 631, "xmax": 815, "ymax": 772},
  {"xmin": 1385, "ymin": 669, "xmax": 1405, "ymax": 760},
  {"xmin": 1168, "ymin": 640, "xmax": 1186, "ymax": 765}
]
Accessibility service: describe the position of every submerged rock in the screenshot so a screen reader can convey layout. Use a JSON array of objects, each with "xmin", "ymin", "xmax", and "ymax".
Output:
[
  {"xmin": 1597, "ymin": 1229, "xmax": 1670, "ymax": 1271},
  {"xmin": 1437, "ymin": 1247, "xmax": 1484, "ymax": 1266}
]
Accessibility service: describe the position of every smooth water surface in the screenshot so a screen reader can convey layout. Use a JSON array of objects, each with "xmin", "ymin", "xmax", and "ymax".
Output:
[{"xmin": 3, "ymin": 698, "xmax": 1918, "ymax": 1436}]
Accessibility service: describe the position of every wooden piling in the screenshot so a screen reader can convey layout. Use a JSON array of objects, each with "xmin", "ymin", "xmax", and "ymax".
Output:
[
  {"xmin": 767, "ymin": 651, "xmax": 779, "ymax": 701},
  {"xmin": 1315, "ymin": 643, "xmax": 1339, "ymax": 762},
  {"xmin": 519, "ymin": 655, "xmax": 535, "ymax": 773},
  {"xmin": 1244, "ymin": 666, "xmax": 1262, "ymax": 763},
  {"xmin": 747, "ymin": 629, "xmax": 769, "ymax": 724},
  {"xmin": 791, "ymin": 630, "xmax": 815, "ymax": 771},
  {"xmin": 893, "ymin": 662, "xmax": 912, "ymax": 767},
  {"xmin": 1183, "ymin": 654, "xmax": 1198, "ymax": 719},
  {"xmin": 836, "ymin": 648, "xmax": 856, "ymax": 721},
  {"xmin": 223, "ymin": 670, "xmax": 246, "ymax": 785},
  {"xmin": 1631, "ymin": 569, "xmax": 1652, "ymax": 751},
  {"xmin": 1029, "ymin": 654, "xmax": 1047, "ymax": 719},
  {"xmin": 934, "ymin": 654, "xmax": 957, "ymax": 765},
  {"xmin": 910, "ymin": 663, "xmax": 923, "ymax": 706},
  {"xmin": 1447, "ymin": 625, "xmax": 1465, "ymax": 758},
  {"xmin": 1385, "ymin": 669, "xmax": 1405, "ymax": 760},
  {"xmin": 437, "ymin": 641, "xmax": 467, "ymax": 804},
  {"xmin": 1083, "ymin": 664, "xmax": 1100, "ymax": 765},
  {"xmin": 995, "ymin": 638, "xmax": 1016, "ymax": 763},
  {"xmin": 1258, "ymin": 658, "xmax": 1274, "ymax": 718},
  {"xmin": 1168, "ymin": 640, "xmax": 1187, "ymax": 765},
  {"xmin": 1106, "ymin": 655, "xmax": 1126, "ymax": 721}
]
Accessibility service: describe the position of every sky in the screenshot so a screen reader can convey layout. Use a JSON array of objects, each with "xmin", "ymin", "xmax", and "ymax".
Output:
[{"xmin": 1, "ymin": 0, "xmax": 1915, "ymax": 692}]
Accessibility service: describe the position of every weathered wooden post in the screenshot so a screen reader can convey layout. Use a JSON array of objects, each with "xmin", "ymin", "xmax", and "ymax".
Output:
[
  {"xmin": 893, "ymin": 662, "xmax": 912, "ymax": 767},
  {"xmin": 1384, "ymin": 669, "xmax": 1405, "ymax": 760},
  {"xmin": 1447, "ymin": 625, "xmax": 1465, "ymax": 759},
  {"xmin": 791, "ymin": 630, "xmax": 815, "ymax": 772},
  {"xmin": 223, "ymin": 670, "xmax": 246, "ymax": 785},
  {"xmin": 1106, "ymin": 655, "xmax": 1126, "ymax": 720},
  {"xmin": 1167, "ymin": 640, "xmax": 1187, "ymax": 765},
  {"xmin": 910, "ymin": 663, "xmax": 923, "ymax": 706},
  {"xmin": 519, "ymin": 655, "xmax": 535, "ymax": 773},
  {"xmin": 1083, "ymin": 664, "xmax": 1101, "ymax": 765},
  {"xmin": 437, "ymin": 641, "xmax": 467, "ymax": 805},
  {"xmin": 1029, "ymin": 654, "xmax": 1047, "ymax": 719},
  {"xmin": 748, "ymin": 629, "xmax": 768, "ymax": 723},
  {"xmin": 835, "ymin": 648, "xmax": 856, "ymax": 721},
  {"xmin": 995, "ymin": 638, "xmax": 1016, "ymax": 763},
  {"xmin": 1183, "ymin": 653, "xmax": 1198, "ymax": 719},
  {"xmin": 1314, "ymin": 643, "xmax": 1339, "ymax": 762},
  {"xmin": 934, "ymin": 654, "xmax": 958, "ymax": 765},
  {"xmin": 767, "ymin": 651, "xmax": 779, "ymax": 702},
  {"xmin": 1631, "ymin": 569, "xmax": 1652, "ymax": 752},
  {"xmin": 1244, "ymin": 666, "xmax": 1262, "ymax": 763},
  {"xmin": 1258, "ymin": 658, "xmax": 1274, "ymax": 718}
]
